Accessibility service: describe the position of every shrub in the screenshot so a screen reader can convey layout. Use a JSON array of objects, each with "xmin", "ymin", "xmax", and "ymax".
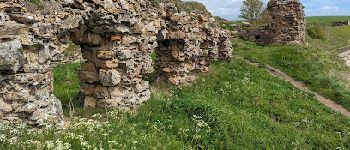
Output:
[{"xmin": 307, "ymin": 22, "xmax": 327, "ymax": 40}]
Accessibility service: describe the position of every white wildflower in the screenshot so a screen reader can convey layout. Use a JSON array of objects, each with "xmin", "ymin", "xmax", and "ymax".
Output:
[
  {"xmin": 46, "ymin": 141, "xmax": 55, "ymax": 149},
  {"xmin": 8, "ymin": 136, "xmax": 18, "ymax": 145}
]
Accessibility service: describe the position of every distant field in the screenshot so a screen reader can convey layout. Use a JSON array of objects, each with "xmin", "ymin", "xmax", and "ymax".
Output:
[{"xmin": 306, "ymin": 16, "xmax": 350, "ymax": 26}]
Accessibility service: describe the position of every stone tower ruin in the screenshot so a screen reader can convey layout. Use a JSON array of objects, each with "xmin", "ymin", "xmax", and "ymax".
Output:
[
  {"xmin": 0, "ymin": 0, "xmax": 232, "ymax": 126},
  {"xmin": 267, "ymin": 0, "xmax": 306, "ymax": 45},
  {"xmin": 242, "ymin": 0, "xmax": 306, "ymax": 45}
]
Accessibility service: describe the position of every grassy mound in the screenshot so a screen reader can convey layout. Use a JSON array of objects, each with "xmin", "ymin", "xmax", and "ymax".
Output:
[{"xmin": 1, "ymin": 59, "xmax": 349, "ymax": 149}]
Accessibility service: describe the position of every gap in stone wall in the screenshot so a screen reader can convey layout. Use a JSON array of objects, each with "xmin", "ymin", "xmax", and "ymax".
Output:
[{"xmin": 52, "ymin": 37, "xmax": 83, "ymax": 114}]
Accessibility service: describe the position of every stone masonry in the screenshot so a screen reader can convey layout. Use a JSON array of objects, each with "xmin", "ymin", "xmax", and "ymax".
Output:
[
  {"xmin": 156, "ymin": 3, "xmax": 231, "ymax": 85},
  {"xmin": 241, "ymin": 0, "xmax": 306, "ymax": 45},
  {"xmin": 0, "ymin": 0, "xmax": 232, "ymax": 126}
]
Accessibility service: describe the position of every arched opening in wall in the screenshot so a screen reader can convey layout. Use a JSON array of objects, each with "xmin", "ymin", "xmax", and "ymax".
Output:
[
  {"xmin": 52, "ymin": 26, "xmax": 109, "ymax": 113},
  {"xmin": 52, "ymin": 41, "xmax": 82, "ymax": 113},
  {"xmin": 52, "ymin": 24, "xmax": 153, "ymax": 111}
]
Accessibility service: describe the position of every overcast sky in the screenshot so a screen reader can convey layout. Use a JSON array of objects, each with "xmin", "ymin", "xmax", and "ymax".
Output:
[{"xmin": 183, "ymin": 0, "xmax": 350, "ymax": 20}]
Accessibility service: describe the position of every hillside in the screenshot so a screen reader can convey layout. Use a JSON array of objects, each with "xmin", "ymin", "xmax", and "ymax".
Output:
[{"xmin": 235, "ymin": 16, "xmax": 350, "ymax": 111}]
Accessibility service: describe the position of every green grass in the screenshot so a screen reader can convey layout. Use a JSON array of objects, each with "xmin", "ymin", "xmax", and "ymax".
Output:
[
  {"xmin": 234, "ymin": 17, "xmax": 350, "ymax": 111},
  {"xmin": 1, "ymin": 59, "xmax": 350, "ymax": 149},
  {"xmin": 307, "ymin": 16, "xmax": 350, "ymax": 26},
  {"xmin": 53, "ymin": 63, "xmax": 81, "ymax": 111}
]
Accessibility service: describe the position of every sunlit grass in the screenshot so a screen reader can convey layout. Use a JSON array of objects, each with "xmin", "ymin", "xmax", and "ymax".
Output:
[{"xmin": 1, "ymin": 59, "xmax": 347, "ymax": 149}]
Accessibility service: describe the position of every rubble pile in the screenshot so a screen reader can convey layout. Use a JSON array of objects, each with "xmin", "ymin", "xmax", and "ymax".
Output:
[{"xmin": 0, "ymin": 0, "xmax": 232, "ymax": 126}]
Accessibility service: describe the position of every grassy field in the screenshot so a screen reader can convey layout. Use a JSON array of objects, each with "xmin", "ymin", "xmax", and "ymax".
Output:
[
  {"xmin": 53, "ymin": 63, "xmax": 81, "ymax": 112},
  {"xmin": 1, "ymin": 59, "xmax": 350, "ymax": 149}
]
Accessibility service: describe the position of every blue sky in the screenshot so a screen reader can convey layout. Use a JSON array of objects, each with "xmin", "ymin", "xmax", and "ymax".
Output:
[{"xmin": 183, "ymin": 0, "xmax": 350, "ymax": 20}]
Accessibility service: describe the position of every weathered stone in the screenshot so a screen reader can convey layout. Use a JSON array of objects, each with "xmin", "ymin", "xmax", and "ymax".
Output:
[
  {"xmin": 240, "ymin": 0, "xmax": 305, "ymax": 45},
  {"xmin": 0, "ymin": 98, "xmax": 13, "ymax": 112},
  {"xmin": 99, "ymin": 69, "xmax": 121, "ymax": 86},
  {"xmin": 94, "ymin": 86, "xmax": 110, "ymax": 99},
  {"xmin": 95, "ymin": 59, "xmax": 119, "ymax": 69},
  {"xmin": 0, "ymin": 40, "xmax": 24, "ymax": 73},
  {"xmin": 82, "ymin": 50, "xmax": 97, "ymax": 61},
  {"xmin": 80, "ymin": 83, "xmax": 96, "ymax": 96},
  {"xmin": 84, "ymin": 96, "xmax": 98, "ymax": 108},
  {"xmin": 108, "ymin": 86, "xmax": 127, "ymax": 99},
  {"xmin": 97, "ymin": 50, "xmax": 114, "ymax": 59},
  {"xmin": 79, "ymin": 70, "xmax": 99, "ymax": 83}
]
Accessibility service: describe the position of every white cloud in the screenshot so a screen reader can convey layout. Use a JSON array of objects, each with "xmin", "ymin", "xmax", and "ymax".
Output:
[{"xmin": 321, "ymin": 6, "xmax": 339, "ymax": 12}]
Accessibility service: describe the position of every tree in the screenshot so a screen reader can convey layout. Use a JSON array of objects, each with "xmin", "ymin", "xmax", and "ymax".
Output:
[{"xmin": 239, "ymin": 0, "xmax": 264, "ymax": 21}]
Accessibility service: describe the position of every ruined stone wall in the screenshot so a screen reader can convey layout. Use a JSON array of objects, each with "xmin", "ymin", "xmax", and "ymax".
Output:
[
  {"xmin": 156, "ymin": 3, "xmax": 231, "ymax": 85},
  {"xmin": 241, "ymin": 0, "xmax": 305, "ymax": 45},
  {"xmin": 67, "ymin": 0, "xmax": 159, "ymax": 109},
  {"xmin": 267, "ymin": 0, "xmax": 305, "ymax": 45},
  {"xmin": 0, "ymin": 0, "xmax": 70, "ymax": 126},
  {"xmin": 0, "ymin": 0, "xmax": 231, "ymax": 126}
]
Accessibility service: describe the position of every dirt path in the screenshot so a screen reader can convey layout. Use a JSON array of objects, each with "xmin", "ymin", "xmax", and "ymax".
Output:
[
  {"xmin": 338, "ymin": 45, "xmax": 350, "ymax": 53},
  {"xmin": 266, "ymin": 65, "xmax": 350, "ymax": 118},
  {"xmin": 338, "ymin": 45, "xmax": 350, "ymax": 67}
]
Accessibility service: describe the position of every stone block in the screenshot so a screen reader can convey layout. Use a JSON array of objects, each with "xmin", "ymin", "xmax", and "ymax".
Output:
[
  {"xmin": 0, "ymin": 40, "xmax": 23, "ymax": 73},
  {"xmin": 82, "ymin": 50, "xmax": 96, "ymax": 61},
  {"xmin": 79, "ymin": 70, "xmax": 99, "ymax": 83},
  {"xmin": 99, "ymin": 69, "xmax": 121, "ymax": 86},
  {"xmin": 97, "ymin": 50, "xmax": 114, "ymax": 59},
  {"xmin": 80, "ymin": 62, "xmax": 97, "ymax": 72},
  {"xmin": 95, "ymin": 59, "xmax": 118, "ymax": 69},
  {"xmin": 84, "ymin": 96, "xmax": 98, "ymax": 108},
  {"xmin": 80, "ymin": 83, "xmax": 96, "ymax": 96},
  {"xmin": 94, "ymin": 86, "xmax": 110, "ymax": 99}
]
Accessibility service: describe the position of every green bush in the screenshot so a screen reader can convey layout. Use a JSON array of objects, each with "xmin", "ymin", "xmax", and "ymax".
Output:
[{"xmin": 307, "ymin": 22, "xmax": 327, "ymax": 40}]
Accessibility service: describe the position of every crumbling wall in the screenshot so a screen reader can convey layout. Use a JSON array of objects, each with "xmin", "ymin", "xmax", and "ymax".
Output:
[
  {"xmin": 0, "ymin": 0, "xmax": 232, "ymax": 126},
  {"xmin": 67, "ymin": 0, "xmax": 160, "ymax": 109},
  {"xmin": 267, "ymin": 0, "xmax": 305, "ymax": 45},
  {"xmin": 0, "ymin": 0, "xmax": 71, "ymax": 126},
  {"xmin": 241, "ymin": 0, "xmax": 305, "ymax": 45},
  {"xmin": 156, "ymin": 3, "xmax": 231, "ymax": 85}
]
